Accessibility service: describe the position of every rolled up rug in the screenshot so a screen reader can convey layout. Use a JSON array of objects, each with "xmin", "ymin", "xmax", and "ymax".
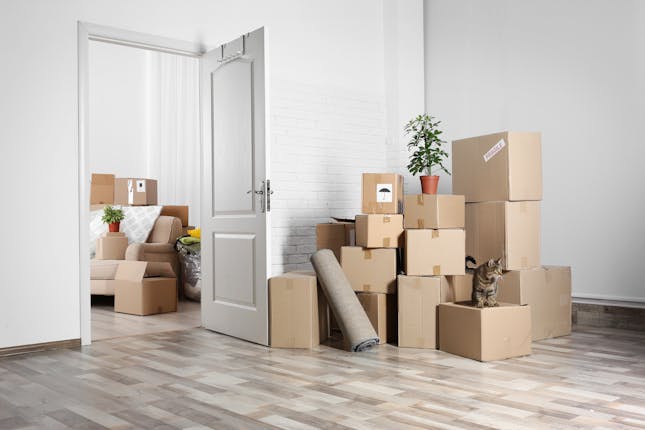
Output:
[{"xmin": 311, "ymin": 249, "xmax": 379, "ymax": 351}]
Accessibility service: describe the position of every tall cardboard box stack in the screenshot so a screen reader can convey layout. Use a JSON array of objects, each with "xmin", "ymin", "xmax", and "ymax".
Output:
[
  {"xmin": 437, "ymin": 131, "xmax": 572, "ymax": 361},
  {"xmin": 399, "ymin": 194, "xmax": 466, "ymax": 348}
]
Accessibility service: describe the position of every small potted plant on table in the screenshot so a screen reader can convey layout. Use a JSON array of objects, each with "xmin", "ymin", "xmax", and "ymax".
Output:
[
  {"xmin": 404, "ymin": 114, "xmax": 450, "ymax": 194},
  {"xmin": 102, "ymin": 205, "xmax": 125, "ymax": 233}
]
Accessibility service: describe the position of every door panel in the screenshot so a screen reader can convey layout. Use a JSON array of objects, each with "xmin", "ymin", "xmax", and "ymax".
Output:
[{"xmin": 201, "ymin": 28, "xmax": 269, "ymax": 345}]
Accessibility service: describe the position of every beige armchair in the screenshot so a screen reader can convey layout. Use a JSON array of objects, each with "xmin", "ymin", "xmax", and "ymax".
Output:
[{"xmin": 91, "ymin": 215, "xmax": 183, "ymax": 295}]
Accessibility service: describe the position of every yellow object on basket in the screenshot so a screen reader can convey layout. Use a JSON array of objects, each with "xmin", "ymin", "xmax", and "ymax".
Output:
[{"xmin": 188, "ymin": 228, "xmax": 201, "ymax": 239}]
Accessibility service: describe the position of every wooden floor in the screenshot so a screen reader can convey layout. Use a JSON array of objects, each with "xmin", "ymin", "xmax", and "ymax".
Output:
[
  {"xmin": 1, "ymin": 326, "xmax": 645, "ymax": 429},
  {"xmin": 91, "ymin": 297, "xmax": 201, "ymax": 341}
]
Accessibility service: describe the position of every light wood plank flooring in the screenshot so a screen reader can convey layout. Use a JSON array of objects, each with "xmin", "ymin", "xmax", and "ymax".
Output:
[
  {"xmin": 91, "ymin": 297, "xmax": 201, "ymax": 341},
  {"xmin": 1, "ymin": 325, "xmax": 644, "ymax": 429}
]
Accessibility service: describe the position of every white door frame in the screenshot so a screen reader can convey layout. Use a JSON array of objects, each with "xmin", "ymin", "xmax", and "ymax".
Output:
[{"xmin": 77, "ymin": 22, "xmax": 205, "ymax": 345}]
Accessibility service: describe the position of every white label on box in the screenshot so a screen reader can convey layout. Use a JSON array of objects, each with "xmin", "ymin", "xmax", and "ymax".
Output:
[
  {"xmin": 483, "ymin": 139, "xmax": 506, "ymax": 162},
  {"xmin": 376, "ymin": 183, "xmax": 393, "ymax": 202},
  {"xmin": 136, "ymin": 180, "xmax": 146, "ymax": 193},
  {"xmin": 127, "ymin": 179, "xmax": 134, "ymax": 205}
]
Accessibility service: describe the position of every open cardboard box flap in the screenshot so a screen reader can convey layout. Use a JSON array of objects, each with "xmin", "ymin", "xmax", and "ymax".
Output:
[{"xmin": 115, "ymin": 261, "xmax": 175, "ymax": 281}]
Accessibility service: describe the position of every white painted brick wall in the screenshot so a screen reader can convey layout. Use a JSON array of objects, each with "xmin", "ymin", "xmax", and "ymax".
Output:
[{"xmin": 270, "ymin": 79, "xmax": 387, "ymax": 275}]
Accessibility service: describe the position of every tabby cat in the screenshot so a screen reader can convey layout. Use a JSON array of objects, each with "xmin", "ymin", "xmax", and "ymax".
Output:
[{"xmin": 466, "ymin": 256, "xmax": 503, "ymax": 308}]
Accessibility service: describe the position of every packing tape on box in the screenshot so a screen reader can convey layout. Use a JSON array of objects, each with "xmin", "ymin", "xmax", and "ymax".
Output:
[
  {"xmin": 413, "ymin": 277, "xmax": 422, "ymax": 290},
  {"xmin": 433, "ymin": 265, "xmax": 441, "ymax": 276},
  {"xmin": 417, "ymin": 219, "xmax": 424, "ymax": 228},
  {"xmin": 432, "ymin": 230, "xmax": 440, "ymax": 239},
  {"xmin": 417, "ymin": 194, "xmax": 424, "ymax": 205},
  {"xmin": 364, "ymin": 250, "xmax": 372, "ymax": 260},
  {"xmin": 382, "ymin": 237, "xmax": 391, "ymax": 247},
  {"xmin": 383, "ymin": 216, "xmax": 391, "ymax": 223}
]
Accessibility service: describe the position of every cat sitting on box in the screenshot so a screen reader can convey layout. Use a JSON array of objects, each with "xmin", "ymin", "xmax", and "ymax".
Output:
[{"xmin": 466, "ymin": 256, "xmax": 503, "ymax": 308}]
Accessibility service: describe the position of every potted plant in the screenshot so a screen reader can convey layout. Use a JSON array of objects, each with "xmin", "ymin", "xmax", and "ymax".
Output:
[
  {"xmin": 404, "ymin": 114, "xmax": 451, "ymax": 194},
  {"xmin": 101, "ymin": 205, "xmax": 125, "ymax": 233}
]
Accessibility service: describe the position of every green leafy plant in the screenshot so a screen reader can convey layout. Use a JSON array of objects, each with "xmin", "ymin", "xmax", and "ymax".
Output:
[
  {"xmin": 404, "ymin": 114, "xmax": 451, "ymax": 176},
  {"xmin": 101, "ymin": 205, "xmax": 125, "ymax": 224}
]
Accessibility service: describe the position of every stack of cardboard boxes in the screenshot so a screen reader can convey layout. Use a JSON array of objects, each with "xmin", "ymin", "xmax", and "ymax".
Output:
[{"xmin": 268, "ymin": 131, "xmax": 571, "ymax": 361}]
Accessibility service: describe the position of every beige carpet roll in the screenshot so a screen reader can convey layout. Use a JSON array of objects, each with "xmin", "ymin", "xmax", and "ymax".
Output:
[{"xmin": 311, "ymin": 249, "xmax": 379, "ymax": 351}]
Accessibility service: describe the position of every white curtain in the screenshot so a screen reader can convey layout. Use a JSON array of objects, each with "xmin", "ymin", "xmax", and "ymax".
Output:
[{"xmin": 146, "ymin": 51, "xmax": 200, "ymax": 227}]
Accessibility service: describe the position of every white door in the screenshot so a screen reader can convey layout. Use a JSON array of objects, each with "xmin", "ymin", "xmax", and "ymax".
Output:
[{"xmin": 200, "ymin": 28, "xmax": 270, "ymax": 345}]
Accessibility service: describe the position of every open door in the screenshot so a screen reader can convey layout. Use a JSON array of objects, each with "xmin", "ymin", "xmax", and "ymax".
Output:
[{"xmin": 200, "ymin": 28, "xmax": 270, "ymax": 345}]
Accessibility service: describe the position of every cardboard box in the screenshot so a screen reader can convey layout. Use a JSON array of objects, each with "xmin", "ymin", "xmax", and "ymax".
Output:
[
  {"xmin": 161, "ymin": 205, "xmax": 189, "ymax": 226},
  {"xmin": 405, "ymin": 229, "xmax": 465, "ymax": 276},
  {"xmin": 443, "ymin": 274, "xmax": 473, "ymax": 302},
  {"xmin": 95, "ymin": 232, "xmax": 128, "ymax": 260},
  {"xmin": 340, "ymin": 246, "xmax": 397, "ymax": 294},
  {"xmin": 466, "ymin": 201, "xmax": 540, "ymax": 271},
  {"xmin": 114, "ymin": 178, "xmax": 158, "ymax": 206},
  {"xmin": 114, "ymin": 261, "xmax": 177, "ymax": 316},
  {"xmin": 497, "ymin": 266, "xmax": 571, "ymax": 340},
  {"xmin": 403, "ymin": 194, "xmax": 465, "ymax": 229},
  {"xmin": 357, "ymin": 292, "xmax": 397, "ymax": 344},
  {"xmin": 438, "ymin": 302, "xmax": 532, "ymax": 361},
  {"xmin": 362, "ymin": 173, "xmax": 404, "ymax": 214},
  {"xmin": 269, "ymin": 272, "xmax": 325, "ymax": 348},
  {"xmin": 316, "ymin": 222, "xmax": 356, "ymax": 262},
  {"xmin": 355, "ymin": 214, "xmax": 403, "ymax": 248},
  {"xmin": 90, "ymin": 173, "xmax": 115, "ymax": 205},
  {"xmin": 452, "ymin": 131, "xmax": 542, "ymax": 203},
  {"xmin": 397, "ymin": 275, "xmax": 443, "ymax": 348}
]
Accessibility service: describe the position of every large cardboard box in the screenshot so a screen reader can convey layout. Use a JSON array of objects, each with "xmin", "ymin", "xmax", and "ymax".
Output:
[
  {"xmin": 362, "ymin": 173, "xmax": 404, "ymax": 214},
  {"xmin": 316, "ymin": 222, "xmax": 356, "ymax": 262},
  {"xmin": 269, "ymin": 272, "xmax": 327, "ymax": 348},
  {"xmin": 114, "ymin": 178, "xmax": 158, "ymax": 206},
  {"xmin": 398, "ymin": 275, "xmax": 443, "ymax": 348},
  {"xmin": 452, "ymin": 131, "xmax": 542, "ymax": 203},
  {"xmin": 161, "ymin": 205, "xmax": 189, "ymax": 226},
  {"xmin": 95, "ymin": 232, "xmax": 128, "ymax": 260},
  {"xmin": 404, "ymin": 194, "xmax": 465, "ymax": 229},
  {"xmin": 405, "ymin": 229, "xmax": 465, "ymax": 276},
  {"xmin": 340, "ymin": 246, "xmax": 397, "ymax": 294},
  {"xmin": 438, "ymin": 302, "xmax": 532, "ymax": 361},
  {"xmin": 497, "ymin": 266, "xmax": 571, "ymax": 340},
  {"xmin": 466, "ymin": 201, "xmax": 540, "ymax": 271},
  {"xmin": 443, "ymin": 274, "xmax": 473, "ymax": 302},
  {"xmin": 114, "ymin": 261, "xmax": 177, "ymax": 316},
  {"xmin": 90, "ymin": 173, "xmax": 115, "ymax": 205},
  {"xmin": 355, "ymin": 214, "xmax": 403, "ymax": 248},
  {"xmin": 357, "ymin": 292, "xmax": 397, "ymax": 344}
]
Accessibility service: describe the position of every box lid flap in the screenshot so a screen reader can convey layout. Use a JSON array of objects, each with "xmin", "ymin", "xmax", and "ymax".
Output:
[
  {"xmin": 92, "ymin": 173, "xmax": 115, "ymax": 185},
  {"xmin": 115, "ymin": 261, "xmax": 148, "ymax": 281}
]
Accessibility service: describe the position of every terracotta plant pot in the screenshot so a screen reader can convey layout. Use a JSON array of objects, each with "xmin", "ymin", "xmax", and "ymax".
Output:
[
  {"xmin": 108, "ymin": 222, "xmax": 120, "ymax": 233},
  {"xmin": 420, "ymin": 175, "xmax": 440, "ymax": 194}
]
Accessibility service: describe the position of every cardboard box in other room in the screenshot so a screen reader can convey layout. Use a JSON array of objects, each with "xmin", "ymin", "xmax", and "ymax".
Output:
[
  {"xmin": 341, "ymin": 246, "xmax": 397, "ymax": 294},
  {"xmin": 497, "ymin": 266, "xmax": 571, "ymax": 341},
  {"xmin": 90, "ymin": 173, "xmax": 115, "ymax": 205},
  {"xmin": 443, "ymin": 274, "xmax": 473, "ymax": 302},
  {"xmin": 269, "ymin": 272, "xmax": 327, "ymax": 348},
  {"xmin": 405, "ymin": 229, "xmax": 465, "ymax": 276},
  {"xmin": 355, "ymin": 214, "xmax": 403, "ymax": 248},
  {"xmin": 362, "ymin": 173, "xmax": 404, "ymax": 214},
  {"xmin": 438, "ymin": 302, "xmax": 531, "ymax": 361},
  {"xmin": 452, "ymin": 131, "xmax": 542, "ymax": 203},
  {"xmin": 114, "ymin": 261, "xmax": 177, "ymax": 316},
  {"xmin": 398, "ymin": 275, "xmax": 444, "ymax": 348},
  {"xmin": 404, "ymin": 194, "xmax": 465, "ymax": 229},
  {"xmin": 316, "ymin": 222, "xmax": 356, "ymax": 262},
  {"xmin": 161, "ymin": 205, "xmax": 189, "ymax": 226},
  {"xmin": 466, "ymin": 201, "xmax": 540, "ymax": 271},
  {"xmin": 357, "ymin": 292, "xmax": 397, "ymax": 344},
  {"xmin": 114, "ymin": 178, "xmax": 158, "ymax": 206},
  {"xmin": 95, "ymin": 232, "xmax": 128, "ymax": 260}
]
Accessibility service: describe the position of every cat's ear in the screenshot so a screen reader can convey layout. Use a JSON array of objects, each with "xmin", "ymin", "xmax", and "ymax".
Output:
[{"xmin": 496, "ymin": 257, "xmax": 503, "ymax": 266}]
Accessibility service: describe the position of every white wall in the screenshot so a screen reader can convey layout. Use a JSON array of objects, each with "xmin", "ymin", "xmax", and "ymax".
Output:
[
  {"xmin": 0, "ymin": 0, "xmax": 392, "ymax": 348},
  {"xmin": 424, "ymin": 0, "xmax": 645, "ymax": 302},
  {"xmin": 89, "ymin": 41, "xmax": 148, "ymax": 177}
]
